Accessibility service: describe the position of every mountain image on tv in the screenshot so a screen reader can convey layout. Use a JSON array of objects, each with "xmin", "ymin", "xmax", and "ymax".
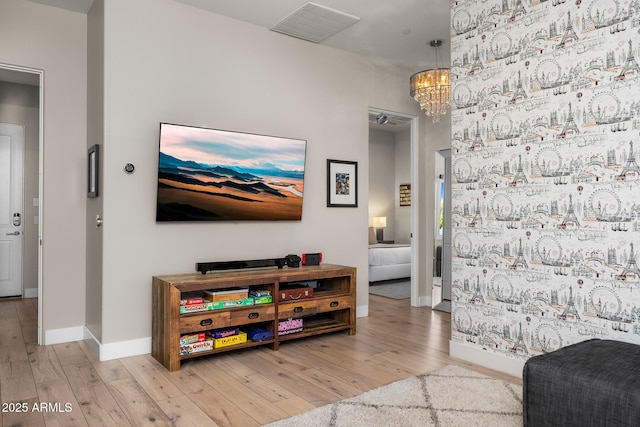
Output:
[{"xmin": 156, "ymin": 123, "xmax": 306, "ymax": 221}]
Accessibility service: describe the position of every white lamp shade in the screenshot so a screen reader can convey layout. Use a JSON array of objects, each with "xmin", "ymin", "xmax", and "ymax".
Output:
[{"xmin": 372, "ymin": 217, "xmax": 387, "ymax": 228}]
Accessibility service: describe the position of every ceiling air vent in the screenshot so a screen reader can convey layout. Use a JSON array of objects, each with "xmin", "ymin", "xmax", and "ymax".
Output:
[{"xmin": 270, "ymin": 2, "xmax": 360, "ymax": 43}]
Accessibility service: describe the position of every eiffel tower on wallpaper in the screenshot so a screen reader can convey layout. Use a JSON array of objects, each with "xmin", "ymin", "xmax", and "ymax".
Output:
[
  {"xmin": 561, "ymin": 194, "xmax": 580, "ymax": 228},
  {"xmin": 511, "ymin": 155, "xmax": 528, "ymax": 186},
  {"xmin": 617, "ymin": 40, "xmax": 640, "ymax": 80},
  {"xmin": 471, "ymin": 45, "xmax": 484, "ymax": 74},
  {"xmin": 510, "ymin": 0, "xmax": 527, "ymax": 21},
  {"xmin": 620, "ymin": 243, "xmax": 640, "ymax": 280},
  {"xmin": 472, "ymin": 121, "xmax": 484, "ymax": 149},
  {"xmin": 560, "ymin": 103, "xmax": 580, "ymax": 137},
  {"xmin": 617, "ymin": 140, "xmax": 640, "ymax": 180},
  {"xmin": 510, "ymin": 71, "xmax": 528, "ymax": 103},
  {"xmin": 560, "ymin": 286, "xmax": 581, "ymax": 320},
  {"xmin": 511, "ymin": 238, "xmax": 528, "ymax": 270},
  {"xmin": 471, "ymin": 276, "xmax": 486, "ymax": 304},
  {"xmin": 559, "ymin": 11, "xmax": 579, "ymax": 48},
  {"xmin": 511, "ymin": 322, "xmax": 528, "ymax": 355}
]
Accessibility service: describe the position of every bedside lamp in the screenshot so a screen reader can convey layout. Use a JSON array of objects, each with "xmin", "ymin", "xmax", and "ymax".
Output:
[{"xmin": 372, "ymin": 216, "xmax": 387, "ymax": 242}]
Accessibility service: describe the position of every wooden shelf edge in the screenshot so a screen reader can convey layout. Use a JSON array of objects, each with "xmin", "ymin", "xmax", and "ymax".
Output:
[
  {"xmin": 277, "ymin": 323, "xmax": 351, "ymax": 342},
  {"xmin": 178, "ymin": 303, "xmax": 275, "ymax": 317}
]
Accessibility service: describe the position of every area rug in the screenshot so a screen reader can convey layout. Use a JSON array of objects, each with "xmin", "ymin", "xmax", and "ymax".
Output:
[
  {"xmin": 263, "ymin": 365, "xmax": 522, "ymax": 427},
  {"xmin": 368, "ymin": 280, "xmax": 410, "ymax": 299}
]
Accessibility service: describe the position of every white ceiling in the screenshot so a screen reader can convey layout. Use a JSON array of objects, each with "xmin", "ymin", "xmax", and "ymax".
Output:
[
  {"xmin": 16, "ymin": 0, "xmax": 450, "ymax": 130},
  {"xmin": 170, "ymin": 0, "xmax": 451, "ymax": 133},
  {"xmin": 23, "ymin": 0, "xmax": 450, "ymax": 73},
  {"xmin": 174, "ymin": 0, "xmax": 451, "ymax": 73}
]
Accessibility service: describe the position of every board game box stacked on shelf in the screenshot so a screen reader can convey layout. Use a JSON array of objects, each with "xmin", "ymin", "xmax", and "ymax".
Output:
[
  {"xmin": 250, "ymin": 289, "xmax": 273, "ymax": 304},
  {"xmin": 180, "ymin": 326, "xmax": 276, "ymax": 353},
  {"xmin": 179, "ymin": 327, "xmax": 246, "ymax": 352},
  {"xmin": 179, "ymin": 291, "xmax": 211, "ymax": 314},
  {"xmin": 180, "ymin": 292, "xmax": 206, "ymax": 306},
  {"xmin": 179, "ymin": 332, "xmax": 213, "ymax": 355},
  {"xmin": 179, "ymin": 287, "xmax": 273, "ymax": 314},
  {"xmin": 278, "ymin": 318, "xmax": 303, "ymax": 335},
  {"xmin": 246, "ymin": 327, "xmax": 274, "ymax": 342},
  {"xmin": 210, "ymin": 330, "xmax": 247, "ymax": 348}
]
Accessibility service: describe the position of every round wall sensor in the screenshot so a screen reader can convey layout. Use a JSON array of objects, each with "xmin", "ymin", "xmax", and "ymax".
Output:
[{"xmin": 124, "ymin": 163, "xmax": 135, "ymax": 173}]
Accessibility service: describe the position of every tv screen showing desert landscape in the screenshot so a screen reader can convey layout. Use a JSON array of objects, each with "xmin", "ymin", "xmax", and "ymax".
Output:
[{"xmin": 156, "ymin": 123, "xmax": 306, "ymax": 221}]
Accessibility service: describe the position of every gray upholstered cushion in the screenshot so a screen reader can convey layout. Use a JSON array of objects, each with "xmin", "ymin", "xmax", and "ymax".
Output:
[{"xmin": 523, "ymin": 339, "xmax": 640, "ymax": 427}]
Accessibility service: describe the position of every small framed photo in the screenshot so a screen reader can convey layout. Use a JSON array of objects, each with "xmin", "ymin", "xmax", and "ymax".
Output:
[
  {"xmin": 88, "ymin": 144, "xmax": 99, "ymax": 198},
  {"xmin": 399, "ymin": 183, "xmax": 411, "ymax": 206},
  {"xmin": 327, "ymin": 159, "xmax": 358, "ymax": 207}
]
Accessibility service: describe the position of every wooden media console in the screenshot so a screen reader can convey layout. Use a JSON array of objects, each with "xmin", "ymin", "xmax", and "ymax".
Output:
[{"xmin": 152, "ymin": 264, "xmax": 356, "ymax": 371}]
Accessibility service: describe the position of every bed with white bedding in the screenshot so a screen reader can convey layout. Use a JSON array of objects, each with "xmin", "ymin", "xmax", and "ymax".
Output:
[{"xmin": 368, "ymin": 243, "xmax": 411, "ymax": 282}]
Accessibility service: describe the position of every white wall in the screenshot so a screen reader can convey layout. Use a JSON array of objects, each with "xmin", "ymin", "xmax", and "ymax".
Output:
[
  {"xmin": 369, "ymin": 129, "xmax": 396, "ymax": 241},
  {"xmin": 98, "ymin": 0, "xmax": 423, "ymax": 347},
  {"xmin": 0, "ymin": 0, "xmax": 87, "ymax": 339},
  {"xmin": 368, "ymin": 128, "xmax": 412, "ymax": 244},
  {"xmin": 394, "ymin": 129, "xmax": 411, "ymax": 244}
]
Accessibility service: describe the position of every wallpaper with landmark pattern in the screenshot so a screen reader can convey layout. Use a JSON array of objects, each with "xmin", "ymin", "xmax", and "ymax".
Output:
[{"xmin": 450, "ymin": 0, "xmax": 640, "ymax": 360}]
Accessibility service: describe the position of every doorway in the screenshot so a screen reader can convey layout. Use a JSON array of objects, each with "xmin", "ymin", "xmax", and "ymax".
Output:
[
  {"xmin": 433, "ymin": 149, "xmax": 451, "ymax": 312},
  {"xmin": 0, "ymin": 64, "xmax": 43, "ymax": 343},
  {"xmin": 367, "ymin": 108, "xmax": 417, "ymax": 305}
]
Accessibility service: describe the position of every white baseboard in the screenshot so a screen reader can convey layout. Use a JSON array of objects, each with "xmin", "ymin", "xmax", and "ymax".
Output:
[
  {"xmin": 83, "ymin": 327, "xmax": 151, "ymax": 361},
  {"xmin": 23, "ymin": 287, "xmax": 38, "ymax": 298},
  {"xmin": 416, "ymin": 295, "xmax": 431, "ymax": 307},
  {"xmin": 44, "ymin": 326, "xmax": 85, "ymax": 345},
  {"xmin": 449, "ymin": 340, "xmax": 525, "ymax": 378},
  {"xmin": 83, "ymin": 328, "xmax": 101, "ymax": 358},
  {"xmin": 356, "ymin": 304, "xmax": 368, "ymax": 317}
]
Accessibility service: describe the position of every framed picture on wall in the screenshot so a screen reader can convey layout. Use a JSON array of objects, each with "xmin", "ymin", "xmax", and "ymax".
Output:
[
  {"xmin": 327, "ymin": 159, "xmax": 358, "ymax": 207},
  {"xmin": 399, "ymin": 183, "xmax": 411, "ymax": 206},
  {"xmin": 437, "ymin": 179, "xmax": 444, "ymax": 236},
  {"xmin": 88, "ymin": 144, "xmax": 99, "ymax": 198}
]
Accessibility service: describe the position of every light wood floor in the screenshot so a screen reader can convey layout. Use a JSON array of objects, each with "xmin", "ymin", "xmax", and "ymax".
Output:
[{"xmin": 0, "ymin": 295, "xmax": 521, "ymax": 427}]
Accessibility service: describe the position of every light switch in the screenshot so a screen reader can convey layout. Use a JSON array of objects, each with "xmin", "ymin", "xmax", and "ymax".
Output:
[{"xmin": 33, "ymin": 198, "xmax": 39, "ymax": 206}]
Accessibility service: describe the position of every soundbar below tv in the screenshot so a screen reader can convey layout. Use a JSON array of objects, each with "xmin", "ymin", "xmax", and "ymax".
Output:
[{"xmin": 156, "ymin": 122, "xmax": 306, "ymax": 221}]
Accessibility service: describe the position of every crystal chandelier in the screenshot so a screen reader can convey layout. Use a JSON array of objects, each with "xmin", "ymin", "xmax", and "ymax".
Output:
[{"xmin": 410, "ymin": 40, "xmax": 450, "ymax": 123}]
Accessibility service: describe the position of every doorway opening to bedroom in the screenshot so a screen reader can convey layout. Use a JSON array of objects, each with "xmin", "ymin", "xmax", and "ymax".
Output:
[
  {"xmin": 367, "ymin": 109, "xmax": 415, "ymax": 304},
  {"xmin": 0, "ymin": 64, "xmax": 44, "ymax": 343}
]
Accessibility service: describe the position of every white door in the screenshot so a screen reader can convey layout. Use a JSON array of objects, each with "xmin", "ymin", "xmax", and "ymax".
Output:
[{"xmin": 0, "ymin": 123, "xmax": 24, "ymax": 297}]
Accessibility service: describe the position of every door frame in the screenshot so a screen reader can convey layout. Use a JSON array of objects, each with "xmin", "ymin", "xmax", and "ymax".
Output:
[
  {"xmin": 367, "ymin": 107, "xmax": 419, "ymax": 306},
  {"xmin": 436, "ymin": 149, "xmax": 452, "ymax": 307},
  {"xmin": 0, "ymin": 63, "xmax": 44, "ymax": 345}
]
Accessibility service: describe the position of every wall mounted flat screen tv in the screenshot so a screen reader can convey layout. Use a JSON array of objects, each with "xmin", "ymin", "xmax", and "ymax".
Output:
[{"xmin": 156, "ymin": 123, "xmax": 306, "ymax": 221}]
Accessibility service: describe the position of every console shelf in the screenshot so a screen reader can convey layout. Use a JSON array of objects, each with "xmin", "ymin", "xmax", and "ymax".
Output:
[{"xmin": 152, "ymin": 264, "xmax": 356, "ymax": 371}]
